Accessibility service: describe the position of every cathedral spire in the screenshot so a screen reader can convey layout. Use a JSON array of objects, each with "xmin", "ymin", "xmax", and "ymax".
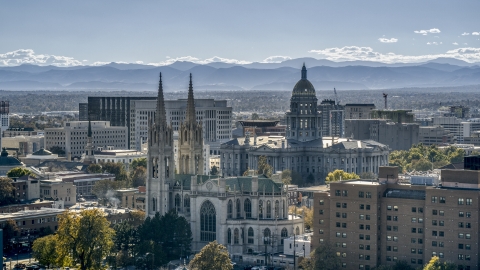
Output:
[
  {"xmin": 87, "ymin": 117, "xmax": 92, "ymax": 138},
  {"xmin": 185, "ymin": 73, "xmax": 196, "ymax": 124},
  {"xmin": 155, "ymin": 73, "xmax": 167, "ymax": 127},
  {"xmin": 301, "ymin": 63, "xmax": 307, "ymax": 80}
]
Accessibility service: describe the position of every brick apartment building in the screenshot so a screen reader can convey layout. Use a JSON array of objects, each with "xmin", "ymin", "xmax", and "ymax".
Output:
[{"xmin": 313, "ymin": 165, "xmax": 480, "ymax": 270}]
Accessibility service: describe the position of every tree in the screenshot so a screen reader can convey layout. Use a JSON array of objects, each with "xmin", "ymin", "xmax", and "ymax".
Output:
[
  {"xmin": 130, "ymin": 158, "xmax": 147, "ymax": 171},
  {"xmin": 423, "ymin": 256, "xmax": 457, "ymax": 270},
  {"xmin": 103, "ymin": 162, "xmax": 129, "ymax": 182},
  {"xmin": 130, "ymin": 166, "xmax": 147, "ymax": 187},
  {"xmin": 2, "ymin": 219, "xmax": 19, "ymax": 249},
  {"xmin": 0, "ymin": 177, "xmax": 14, "ymax": 206},
  {"xmin": 210, "ymin": 165, "xmax": 219, "ymax": 176},
  {"xmin": 301, "ymin": 241, "xmax": 340, "ymax": 270},
  {"xmin": 113, "ymin": 222, "xmax": 139, "ymax": 267},
  {"xmin": 281, "ymin": 169, "xmax": 292, "ymax": 185},
  {"xmin": 189, "ymin": 240, "xmax": 233, "ymax": 270},
  {"xmin": 55, "ymin": 209, "xmax": 115, "ymax": 270},
  {"xmin": 290, "ymin": 170, "xmax": 304, "ymax": 186},
  {"xmin": 251, "ymin": 113, "xmax": 260, "ymax": 120},
  {"xmin": 86, "ymin": 163, "xmax": 102, "ymax": 174},
  {"xmin": 325, "ymin": 169, "xmax": 359, "ymax": 184},
  {"xmin": 32, "ymin": 234, "xmax": 60, "ymax": 268},
  {"xmin": 49, "ymin": 146, "xmax": 65, "ymax": 155},
  {"xmin": 7, "ymin": 167, "xmax": 34, "ymax": 178},
  {"xmin": 257, "ymin": 155, "xmax": 273, "ymax": 178},
  {"xmin": 410, "ymin": 158, "xmax": 433, "ymax": 171},
  {"xmin": 289, "ymin": 206, "xmax": 313, "ymax": 229},
  {"xmin": 360, "ymin": 171, "xmax": 377, "ymax": 180},
  {"xmin": 137, "ymin": 210, "xmax": 192, "ymax": 265},
  {"xmin": 92, "ymin": 179, "xmax": 121, "ymax": 206}
]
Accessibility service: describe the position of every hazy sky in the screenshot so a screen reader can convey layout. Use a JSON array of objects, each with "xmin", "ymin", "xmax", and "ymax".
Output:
[{"xmin": 1, "ymin": 0, "xmax": 480, "ymax": 66}]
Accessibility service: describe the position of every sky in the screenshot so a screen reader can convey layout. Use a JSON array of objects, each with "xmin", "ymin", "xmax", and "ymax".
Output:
[{"xmin": 1, "ymin": 0, "xmax": 480, "ymax": 66}]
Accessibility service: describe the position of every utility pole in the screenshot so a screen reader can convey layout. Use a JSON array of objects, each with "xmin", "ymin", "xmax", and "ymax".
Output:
[{"xmin": 293, "ymin": 234, "xmax": 296, "ymax": 270}]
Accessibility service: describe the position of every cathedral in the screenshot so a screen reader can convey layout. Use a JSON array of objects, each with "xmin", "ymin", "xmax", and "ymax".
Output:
[
  {"xmin": 220, "ymin": 64, "xmax": 390, "ymax": 182},
  {"xmin": 146, "ymin": 73, "xmax": 304, "ymax": 259}
]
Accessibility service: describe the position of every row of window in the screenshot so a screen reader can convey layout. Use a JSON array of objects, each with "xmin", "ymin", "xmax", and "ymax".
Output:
[
  {"xmin": 431, "ymin": 196, "xmax": 473, "ymax": 205},
  {"xmin": 336, "ymin": 190, "xmax": 373, "ymax": 198}
]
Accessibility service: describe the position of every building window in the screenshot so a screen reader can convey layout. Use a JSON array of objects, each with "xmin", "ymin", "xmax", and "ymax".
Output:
[
  {"xmin": 458, "ymin": 198, "xmax": 464, "ymax": 205},
  {"xmin": 439, "ymin": 197, "xmax": 446, "ymax": 203},
  {"xmin": 244, "ymin": 199, "xmax": 252, "ymax": 218},
  {"xmin": 227, "ymin": 200, "xmax": 233, "ymax": 219},
  {"xmin": 227, "ymin": 228, "xmax": 232, "ymax": 244},
  {"xmin": 234, "ymin": 228, "xmax": 239, "ymax": 244},
  {"xmin": 466, "ymin": 198, "xmax": 472, "ymax": 205},
  {"xmin": 200, "ymin": 200, "xmax": 216, "ymax": 242}
]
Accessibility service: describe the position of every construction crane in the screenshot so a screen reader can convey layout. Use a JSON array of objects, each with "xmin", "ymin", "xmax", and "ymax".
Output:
[
  {"xmin": 383, "ymin": 93, "xmax": 388, "ymax": 109},
  {"xmin": 334, "ymin": 87, "xmax": 339, "ymax": 105}
]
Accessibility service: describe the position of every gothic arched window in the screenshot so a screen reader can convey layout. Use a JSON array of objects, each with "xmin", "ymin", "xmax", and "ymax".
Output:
[
  {"xmin": 248, "ymin": 227, "xmax": 254, "ymax": 244},
  {"xmin": 264, "ymin": 228, "xmax": 271, "ymax": 238},
  {"xmin": 244, "ymin": 199, "xmax": 252, "ymax": 218},
  {"xmin": 200, "ymin": 200, "xmax": 216, "ymax": 242},
  {"xmin": 234, "ymin": 228, "xmax": 239, "ymax": 244},
  {"xmin": 259, "ymin": 200, "xmax": 263, "ymax": 219},
  {"xmin": 236, "ymin": 199, "xmax": 241, "ymax": 218},
  {"xmin": 174, "ymin": 194, "xmax": 181, "ymax": 211},
  {"xmin": 227, "ymin": 200, "xmax": 233, "ymax": 219},
  {"xmin": 227, "ymin": 228, "xmax": 232, "ymax": 244},
  {"xmin": 184, "ymin": 194, "xmax": 190, "ymax": 213},
  {"xmin": 267, "ymin": 200, "xmax": 272, "ymax": 219},
  {"xmin": 281, "ymin": 227, "xmax": 288, "ymax": 244},
  {"xmin": 275, "ymin": 200, "xmax": 279, "ymax": 218}
]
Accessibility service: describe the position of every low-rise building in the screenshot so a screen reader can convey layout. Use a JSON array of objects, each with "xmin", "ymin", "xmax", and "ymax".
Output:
[
  {"xmin": 23, "ymin": 148, "xmax": 65, "ymax": 166},
  {"xmin": 419, "ymin": 126, "xmax": 455, "ymax": 146},
  {"xmin": 0, "ymin": 148, "xmax": 25, "ymax": 176},
  {"xmin": 117, "ymin": 188, "xmax": 137, "ymax": 209},
  {"xmin": 54, "ymin": 172, "xmax": 115, "ymax": 197},
  {"xmin": 283, "ymin": 234, "xmax": 312, "ymax": 258},
  {"xmin": 40, "ymin": 179, "xmax": 77, "ymax": 207},
  {"xmin": 93, "ymin": 148, "xmax": 146, "ymax": 171},
  {"xmin": 1, "ymin": 135, "xmax": 44, "ymax": 156}
]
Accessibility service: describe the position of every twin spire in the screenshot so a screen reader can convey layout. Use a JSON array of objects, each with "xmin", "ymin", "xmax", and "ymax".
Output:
[{"xmin": 154, "ymin": 72, "xmax": 196, "ymax": 127}]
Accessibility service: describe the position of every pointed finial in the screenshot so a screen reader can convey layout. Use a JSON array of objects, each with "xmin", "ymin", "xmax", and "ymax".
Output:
[
  {"xmin": 87, "ymin": 117, "xmax": 92, "ymax": 138},
  {"xmin": 155, "ymin": 72, "xmax": 167, "ymax": 127},
  {"xmin": 186, "ymin": 73, "xmax": 196, "ymax": 124},
  {"xmin": 301, "ymin": 64, "xmax": 307, "ymax": 80}
]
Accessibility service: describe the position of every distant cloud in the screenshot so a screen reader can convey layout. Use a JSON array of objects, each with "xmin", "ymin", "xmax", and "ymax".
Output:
[
  {"xmin": 378, "ymin": 38, "xmax": 398, "ymax": 43},
  {"xmin": 0, "ymin": 49, "xmax": 83, "ymax": 67},
  {"xmin": 261, "ymin": 56, "xmax": 292, "ymax": 63},
  {"xmin": 308, "ymin": 46, "xmax": 480, "ymax": 63},
  {"xmin": 427, "ymin": 42, "xmax": 439, "ymax": 45},
  {"xmin": 148, "ymin": 56, "xmax": 252, "ymax": 66},
  {"xmin": 414, "ymin": 28, "xmax": 441, "ymax": 35},
  {"xmin": 135, "ymin": 61, "xmax": 144, "ymax": 64},
  {"xmin": 453, "ymin": 42, "xmax": 459, "ymax": 45},
  {"xmin": 472, "ymin": 32, "xmax": 480, "ymax": 36},
  {"xmin": 462, "ymin": 32, "xmax": 470, "ymax": 36}
]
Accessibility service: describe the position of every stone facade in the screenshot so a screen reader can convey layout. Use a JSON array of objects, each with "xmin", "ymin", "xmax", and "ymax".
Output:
[{"xmin": 146, "ymin": 73, "xmax": 304, "ymax": 258}]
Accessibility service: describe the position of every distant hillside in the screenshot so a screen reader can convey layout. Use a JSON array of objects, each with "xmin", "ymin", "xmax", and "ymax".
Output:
[{"xmin": 0, "ymin": 57, "xmax": 479, "ymax": 91}]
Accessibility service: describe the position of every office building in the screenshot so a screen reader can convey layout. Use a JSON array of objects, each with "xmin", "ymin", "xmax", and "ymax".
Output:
[
  {"xmin": 345, "ymin": 119, "xmax": 419, "ymax": 150},
  {"xmin": 312, "ymin": 166, "xmax": 480, "ymax": 270},
  {"xmin": 345, "ymin": 104, "xmax": 375, "ymax": 119},
  {"xmin": 44, "ymin": 121, "xmax": 128, "ymax": 160}
]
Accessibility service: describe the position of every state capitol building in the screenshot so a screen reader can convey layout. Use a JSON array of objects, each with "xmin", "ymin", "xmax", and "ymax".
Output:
[{"xmin": 220, "ymin": 64, "xmax": 390, "ymax": 183}]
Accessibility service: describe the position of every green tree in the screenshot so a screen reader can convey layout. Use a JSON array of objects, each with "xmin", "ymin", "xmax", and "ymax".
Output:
[
  {"xmin": 210, "ymin": 165, "xmax": 219, "ymax": 176},
  {"xmin": 130, "ymin": 166, "xmax": 147, "ymax": 187},
  {"xmin": 130, "ymin": 158, "xmax": 147, "ymax": 171},
  {"xmin": 49, "ymin": 146, "xmax": 65, "ymax": 155},
  {"xmin": 290, "ymin": 170, "xmax": 304, "ymax": 186},
  {"xmin": 325, "ymin": 169, "xmax": 359, "ymax": 184},
  {"xmin": 55, "ymin": 208, "xmax": 115, "ymax": 270},
  {"xmin": 92, "ymin": 179, "xmax": 121, "ymax": 206},
  {"xmin": 0, "ymin": 177, "xmax": 14, "ymax": 206},
  {"xmin": 103, "ymin": 162, "xmax": 129, "ymax": 182},
  {"xmin": 86, "ymin": 163, "xmax": 102, "ymax": 174},
  {"xmin": 257, "ymin": 155, "xmax": 273, "ymax": 177},
  {"xmin": 411, "ymin": 158, "xmax": 433, "ymax": 171},
  {"xmin": 251, "ymin": 113, "xmax": 260, "ymax": 120},
  {"xmin": 189, "ymin": 240, "xmax": 233, "ymax": 270},
  {"xmin": 281, "ymin": 169, "xmax": 292, "ymax": 185},
  {"xmin": 137, "ymin": 210, "xmax": 192, "ymax": 265},
  {"xmin": 360, "ymin": 171, "xmax": 377, "ymax": 180},
  {"xmin": 113, "ymin": 222, "xmax": 139, "ymax": 267},
  {"xmin": 32, "ymin": 234, "xmax": 59, "ymax": 268},
  {"xmin": 2, "ymin": 219, "xmax": 19, "ymax": 249},
  {"xmin": 301, "ymin": 241, "xmax": 340, "ymax": 270},
  {"xmin": 7, "ymin": 167, "xmax": 34, "ymax": 178},
  {"xmin": 448, "ymin": 148, "xmax": 465, "ymax": 163}
]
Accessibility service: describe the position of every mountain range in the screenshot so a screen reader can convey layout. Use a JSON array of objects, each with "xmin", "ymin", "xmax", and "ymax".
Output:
[{"xmin": 0, "ymin": 57, "xmax": 479, "ymax": 91}]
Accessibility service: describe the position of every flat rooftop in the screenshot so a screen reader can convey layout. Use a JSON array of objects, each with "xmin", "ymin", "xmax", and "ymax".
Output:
[{"xmin": 384, "ymin": 189, "xmax": 426, "ymax": 200}]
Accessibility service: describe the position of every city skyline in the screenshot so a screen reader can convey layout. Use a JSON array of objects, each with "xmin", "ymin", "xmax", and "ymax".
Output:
[{"xmin": 1, "ymin": 0, "xmax": 480, "ymax": 66}]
